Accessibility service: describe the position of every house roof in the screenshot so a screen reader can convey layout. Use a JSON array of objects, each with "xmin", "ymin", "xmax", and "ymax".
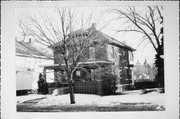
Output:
[
  {"xmin": 50, "ymin": 25, "xmax": 135, "ymax": 51},
  {"xmin": 97, "ymin": 31, "xmax": 135, "ymax": 51},
  {"xmin": 87, "ymin": 26, "xmax": 135, "ymax": 51},
  {"xmin": 16, "ymin": 40, "xmax": 53, "ymax": 59},
  {"xmin": 68, "ymin": 28, "xmax": 88, "ymax": 36}
]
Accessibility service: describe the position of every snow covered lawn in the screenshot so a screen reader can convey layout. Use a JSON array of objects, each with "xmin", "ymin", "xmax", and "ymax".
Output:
[
  {"xmin": 37, "ymin": 92, "xmax": 165, "ymax": 107},
  {"xmin": 17, "ymin": 94, "xmax": 50, "ymax": 104},
  {"xmin": 17, "ymin": 90, "xmax": 165, "ymax": 112}
]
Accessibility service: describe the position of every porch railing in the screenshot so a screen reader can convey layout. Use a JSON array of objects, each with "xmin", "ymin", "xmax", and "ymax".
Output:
[
  {"xmin": 47, "ymin": 80, "xmax": 114, "ymax": 96},
  {"xmin": 74, "ymin": 81, "xmax": 98, "ymax": 94}
]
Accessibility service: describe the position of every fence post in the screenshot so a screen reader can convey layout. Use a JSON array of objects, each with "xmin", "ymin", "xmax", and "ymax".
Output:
[{"xmin": 97, "ymin": 80, "xmax": 103, "ymax": 96}]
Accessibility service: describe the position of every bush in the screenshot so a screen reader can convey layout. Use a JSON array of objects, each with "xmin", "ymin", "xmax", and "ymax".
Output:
[
  {"xmin": 101, "ymin": 73, "xmax": 117, "ymax": 95},
  {"xmin": 37, "ymin": 73, "xmax": 48, "ymax": 94},
  {"xmin": 38, "ymin": 81, "xmax": 48, "ymax": 94}
]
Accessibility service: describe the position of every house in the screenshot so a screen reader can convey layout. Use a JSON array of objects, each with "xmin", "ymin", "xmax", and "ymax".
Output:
[
  {"xmin": 16, "ymin": 38, "xmax": 53, "ymax": 95},
  {"xmin": 43, "ymin": 23, "xmax": 135, "ymax": 95}
]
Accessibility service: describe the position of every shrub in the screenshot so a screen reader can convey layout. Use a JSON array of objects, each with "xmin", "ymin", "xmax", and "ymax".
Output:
[
  {"xmin": 37, "ymin": 73, "xmax": 48, "ymax": 94},
  {"xmin": 101, "ymin": 73, "xmax": 117, "ymax": 95}
]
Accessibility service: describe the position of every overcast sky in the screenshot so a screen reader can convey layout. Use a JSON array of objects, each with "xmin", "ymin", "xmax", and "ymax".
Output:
[{"xmin": 15, "ymin": 6, "xmax": 159, "ymax": 64}]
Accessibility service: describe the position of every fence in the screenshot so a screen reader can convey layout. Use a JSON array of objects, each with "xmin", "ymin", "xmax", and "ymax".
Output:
[
  {"xmin": 133, "ymin": 79, "xmax": 157, "ymax": 90},
  {"xmin": 74, "ymin": 81, "xmax": 98, "ymax": 94},
  {"xmin": 47, "ymin": 82, "xmax": 68, "ymax": 88},
  {"xmin": 47, "ymin": 80, "xmax": 115, "ymax": 96}
]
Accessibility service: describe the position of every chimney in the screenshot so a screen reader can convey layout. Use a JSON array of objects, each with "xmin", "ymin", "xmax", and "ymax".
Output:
[{"xmin": 92, "ymin": 23, "xmax": 96, "ymax": 29}]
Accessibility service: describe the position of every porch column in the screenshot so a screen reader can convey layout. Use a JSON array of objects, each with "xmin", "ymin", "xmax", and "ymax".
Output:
[
  {"xmin": 97, "ymin": 66, "xmax": 103, "ymax": 96},
  {"xmin": 91, "ymin": 69, "xmax": 95, "ymax": 81},
  {"xmin": 43, "ymin": 68, "xmax": 46, "ymax": 82},
  {"xmin": 97, "ymin": 66, "xmax": 102, "ymax": 80},
  {"xmin": 97, "ymin": 80, "xmax": 103, "ymax": 96},
  {"xmin": 131, "ymin": 67, "xmax": 134, "ymax": 85}
]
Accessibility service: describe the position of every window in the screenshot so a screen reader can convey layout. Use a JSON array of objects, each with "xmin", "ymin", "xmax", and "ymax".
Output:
[
  {"xmin": 112, "ymin": 46, "xmax": 115, "ymax": 59},
  {"xmin": 89, "ymin": 47, "xmax": 95, "ymax": 60},
  {"xmin": 112, "ymin": 67, "xmax": 115, "ymax": 74},
  {"xmin": 76, "ymin": 70, "xmax": 81, "ymax": 76},
  {"xmin": 119, "ymin": 69, "xmax": 122, "ymax": 78},
  {"xmin": 119, "ymin": 55, "xmax": 122, "ymax": 67}
]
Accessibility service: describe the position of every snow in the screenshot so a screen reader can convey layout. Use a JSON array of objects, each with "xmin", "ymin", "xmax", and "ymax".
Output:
[
  {"xmin": 16, "ymin": 90, "xmax": 165, "ymax": 108},
  {"xmin": 36, "ymin": 91, "xmax": 165, "ymax": 107},
  {"xmin": 16, "ymin": 94, "xmax": 49, "ymax": 104}
]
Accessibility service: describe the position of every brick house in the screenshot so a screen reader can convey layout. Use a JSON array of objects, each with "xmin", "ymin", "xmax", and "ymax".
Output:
[{"xmin": 43, "ymin": 24, "xmax": 135, "ymax": 94}]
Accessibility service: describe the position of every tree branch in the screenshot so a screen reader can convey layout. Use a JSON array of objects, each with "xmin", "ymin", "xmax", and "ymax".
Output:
[{"xmin": 116, "ymin": 29, "xmax": 144, "ymax": 34}]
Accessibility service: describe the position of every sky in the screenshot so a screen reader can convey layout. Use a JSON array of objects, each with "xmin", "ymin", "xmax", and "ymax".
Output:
[{"xmin": 15, "ymin": 6, "xmax": 160, "ymax": 65}]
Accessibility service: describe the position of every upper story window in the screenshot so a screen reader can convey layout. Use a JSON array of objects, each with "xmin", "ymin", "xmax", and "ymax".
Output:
[
  {"xmin": 119, "ymin": 48, "xmax": 129, "ymax": 67},
  {"xmin": 89, "ymin": 46, "xmax": 95, "ymax": 60},
  {"xmin": 108, "ymin": 44, "xmax": 116, "ymax": 60},
  {"xmin": 112, "ymin": 46, "xmax": 115, "ymax": 59},
  {"xmin": 123, "ymin": 50, "xmax": 125, "ymax": 55}
]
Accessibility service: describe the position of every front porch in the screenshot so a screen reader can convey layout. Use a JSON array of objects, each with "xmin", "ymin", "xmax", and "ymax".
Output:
[{"xmin": 42, "ymin": 60, "xmax": 117, "ymax": 96}]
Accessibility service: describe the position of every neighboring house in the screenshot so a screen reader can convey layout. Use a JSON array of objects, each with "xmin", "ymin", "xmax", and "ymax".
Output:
[
  {"xmin": 16, "ymin": 39, "xmax": 53, "ymax": 94},
  {"xmin": 43, "ymin": 24, "xmax": 135, "ymax": 94}
]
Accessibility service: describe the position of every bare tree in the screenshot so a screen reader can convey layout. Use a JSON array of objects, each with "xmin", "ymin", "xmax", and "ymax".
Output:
[
  {"xmin": 112, "ymin": 6, "xmax": 164, "ymax": 87},
  {"xmin": 18, "ymin": 8, "xmax": 98, "ymax": 104}
]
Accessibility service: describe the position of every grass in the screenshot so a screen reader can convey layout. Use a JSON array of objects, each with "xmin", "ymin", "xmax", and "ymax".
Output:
[{"xmin": 17, "ymin": 103, "xmax": 164, "ymax": 112}]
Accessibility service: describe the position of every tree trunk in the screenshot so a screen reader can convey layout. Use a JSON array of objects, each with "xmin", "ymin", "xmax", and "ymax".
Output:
[
  {"xmin": 155, "ymin": 52, "xmax": 164, "ymax": 88},
  {"xmin": 68, "ymin": 80, "xmax": 75, "ymax": 104}
]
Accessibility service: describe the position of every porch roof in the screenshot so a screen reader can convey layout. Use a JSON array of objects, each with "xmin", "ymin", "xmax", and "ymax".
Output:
[{"xmin": 43, "ymin": 60, "xmax": 114, "ymax": 70}]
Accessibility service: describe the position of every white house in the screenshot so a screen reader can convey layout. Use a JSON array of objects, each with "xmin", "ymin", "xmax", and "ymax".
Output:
[{"xmin": 16, "ymin": 38, "xmax": 53, "ymax": 94}]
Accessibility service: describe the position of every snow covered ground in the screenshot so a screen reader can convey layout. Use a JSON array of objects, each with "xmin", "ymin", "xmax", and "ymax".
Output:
[
  {"xmin": 17, "ymin": 90, "xmax": 165, "ymax": 108},
  {"xmin": 37, "ymin": 92, "xmax": 165, "ymax": 107},
  {"xmin": 17, "ymin": 94, "xmax": 50, "ymax": 104}
]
